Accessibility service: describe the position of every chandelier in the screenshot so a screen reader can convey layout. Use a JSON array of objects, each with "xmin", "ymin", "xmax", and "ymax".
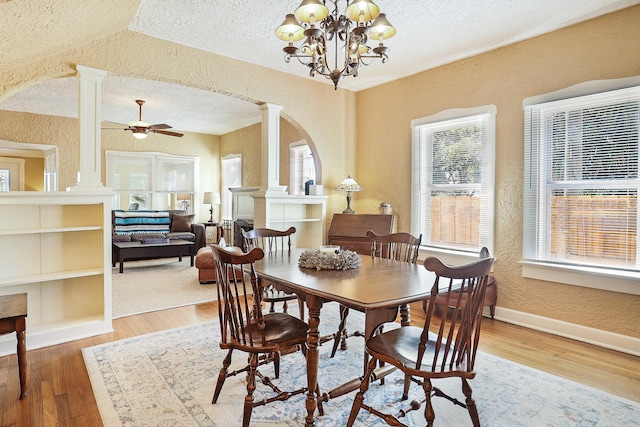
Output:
[{"xmin": 275, "ymin": 0, "xmax": 396, "ymax": 90}]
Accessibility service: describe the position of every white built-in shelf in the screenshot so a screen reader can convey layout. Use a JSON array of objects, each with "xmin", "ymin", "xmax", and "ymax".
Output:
[{"xmin": 0, "ymin": 191, "xmax": 113, "ymax": 357}]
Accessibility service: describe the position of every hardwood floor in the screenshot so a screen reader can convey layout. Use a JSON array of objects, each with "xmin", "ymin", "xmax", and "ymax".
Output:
[{"xmin": 0, "ymin": 301, "xmax": 638, "ymax": 427}]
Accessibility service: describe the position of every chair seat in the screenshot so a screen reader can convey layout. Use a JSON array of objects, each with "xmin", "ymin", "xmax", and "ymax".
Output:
[
  {"xmin": 366, "ymin": 326, "xmax": 474, "ymax": 379},
  {"xmin": 225, "ymin": 312, "xmax": 309, "ymax": 352}
]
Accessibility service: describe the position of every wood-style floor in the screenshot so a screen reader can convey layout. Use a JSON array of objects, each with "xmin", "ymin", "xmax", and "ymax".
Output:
[{"xmin": 1, "ymin": 301, "xmax": 639, "ymax": 427}]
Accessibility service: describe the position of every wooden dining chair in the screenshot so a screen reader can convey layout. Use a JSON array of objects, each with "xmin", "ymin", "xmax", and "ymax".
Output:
[
  {"xmin": 328, "ymin": 231, "xmax": 422, "ymax": 358},
  {"xmin": 424, "ymin": 246, "xmax": 496, "ymax": 318},
  {"xmin": 210, "ymin": 245, "xmax": 322, "ymax": 427},
  {"xmin": 242, "ymin": 226, "xmax": 304, "ymax": 320},
  {"xmin": 346, "ymin": 254, "xmax": 495, "ymax": 427}
]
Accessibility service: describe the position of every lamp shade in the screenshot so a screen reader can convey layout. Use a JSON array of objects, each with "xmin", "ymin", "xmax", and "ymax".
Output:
[
  {"xmin": 177, "ymin": 193, "xmax": 191, "ymax": 201},
  {"xmin": 203, "ymin": 191, "xmax": 221, "ymax": 205},
  {"xmin": 294, "ymin": 0, "xmax": 329, "ymax": 24},
  {"xmin": 336, "ymin": 175, "xmax": 362, "ymax": 192},
  {"xmin": 275, "ymin": 14, "xmax": 305, "ymax": 42},
  {"xmin": 345, "ymin": 0, "xmax": 380, "ymax": 22},
  {"xmin": 368, "ymin": 13, "xmax": 396, "ymax": 40}
]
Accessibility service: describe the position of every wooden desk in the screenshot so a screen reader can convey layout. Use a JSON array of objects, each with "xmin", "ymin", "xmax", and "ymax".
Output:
[
  {"xmin": 0, "ymin": 293, "xmax": 28, "ymax": 399},
  {"xmin": 253, "ymin": 249, "xmax": 434, "ymax": 427},
  {"xmin": 327, "ymin": 214, "xmax": 394, "ymax": 255}
]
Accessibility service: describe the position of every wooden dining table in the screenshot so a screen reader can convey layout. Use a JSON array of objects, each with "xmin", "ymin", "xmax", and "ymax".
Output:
[{"xmin": 252, "ymin": 248, "xmax": 436, "ymax": 427}]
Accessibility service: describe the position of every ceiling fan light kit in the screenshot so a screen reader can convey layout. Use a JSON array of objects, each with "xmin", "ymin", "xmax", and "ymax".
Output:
[
  {"xmin": 119, "ymin": 99, "xmax": 184, "ymax": 139},
  {"xmin": 276, "ymin": 0, "xmax": 396, "ymax": 90}
]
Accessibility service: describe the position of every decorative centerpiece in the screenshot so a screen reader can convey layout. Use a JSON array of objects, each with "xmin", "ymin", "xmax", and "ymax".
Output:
[{"xmin": 299, "ymin": 247, "xmax": 361, "ymax": 270}]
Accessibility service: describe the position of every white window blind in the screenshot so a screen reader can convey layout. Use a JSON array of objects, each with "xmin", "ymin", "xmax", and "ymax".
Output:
[
  {"xmin": 524, "ymin": 86, "xmax": 640, "ymax": 272},
  {"xmin": 411, "ymin": 106, "xmax": 496, "ymax": 255},
  {"xmin": 106, "ymin": 151, "xmax": 197, "ymax": 211}
]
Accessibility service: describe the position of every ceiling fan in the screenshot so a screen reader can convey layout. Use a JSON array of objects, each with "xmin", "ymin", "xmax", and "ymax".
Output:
[{"xmin": 121, "ymin": 99, "xmax": 183, "ymax": 139}]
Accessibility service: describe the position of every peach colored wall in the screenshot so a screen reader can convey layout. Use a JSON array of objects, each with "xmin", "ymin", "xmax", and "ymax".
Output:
[
  {"xmin": 219, "ymin": 117, "xmax": 312, "ymax": 191},
  {"xmin": 219, "ymin": 124, "xmax": 262, "ymax": 188},
  {"xmin": 355, "ymin": 6, "xmax": 640, "ymax": 337}
]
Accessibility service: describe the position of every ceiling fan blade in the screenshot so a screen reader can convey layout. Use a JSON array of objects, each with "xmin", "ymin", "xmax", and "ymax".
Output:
[
  {"xmin": 152, "ymin": 129, "xmax": 184, "ymax": 137},
  {"xmin": 148, "ymin": 123, "xmax": 172, "ymax": 130}
]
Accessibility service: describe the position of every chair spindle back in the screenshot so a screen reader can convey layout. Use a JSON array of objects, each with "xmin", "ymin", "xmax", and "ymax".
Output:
[
  {"xmin": 366, "ymin": 230, "xmax": 422, "ymax": 263},
  {"xmin": 242, "ymin": 226, "xmax": 296, "ymax": 253},
  {"xmin": 420, "ymin": 254, "xmax": 494, "ymax": 373},
  {"xmin": 211, "ymin": 245, "xmax": 266, "ymax": 348}
]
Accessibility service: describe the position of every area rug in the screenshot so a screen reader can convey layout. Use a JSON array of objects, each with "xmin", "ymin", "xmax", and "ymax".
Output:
[
  {"xmin": 112, "ymin": 258, "xmax": 215, "ymax": 318},
  {"xmin": 83, "ymin": 306, "xmax": 640, "ymax": 426}
]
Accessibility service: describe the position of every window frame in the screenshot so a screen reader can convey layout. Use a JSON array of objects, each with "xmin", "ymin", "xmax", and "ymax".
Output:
[
  {"xmin": 522, "ymin": 77, "xmax": 640, "ymax": 295},
  {"xmin": 411, "ymin": 105, "xmax": 496, "ymax": 265}
]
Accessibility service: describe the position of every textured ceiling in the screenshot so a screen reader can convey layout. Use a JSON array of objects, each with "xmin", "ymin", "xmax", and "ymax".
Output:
[{"xmin": 1, "ymin": 0, "xmax": 638, "ymax": 135}]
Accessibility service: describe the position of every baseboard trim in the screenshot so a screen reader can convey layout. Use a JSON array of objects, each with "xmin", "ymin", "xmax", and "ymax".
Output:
[{"xmin": 491, "ymin": 307, "xmax": 640, "ymax": 357}]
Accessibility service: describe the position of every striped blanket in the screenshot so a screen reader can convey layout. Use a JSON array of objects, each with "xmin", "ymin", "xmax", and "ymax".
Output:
[{"xmin": 113, "ymin": 210, "xmax": 171, "ymax": 235}]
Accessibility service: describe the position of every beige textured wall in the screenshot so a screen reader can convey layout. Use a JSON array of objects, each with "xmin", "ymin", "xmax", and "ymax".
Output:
[
  {"xmin": 356, "ymin": 6, "xmax": 640, "ymax": 337},
  {"xmin": 220, "ymin": 123, "xmax": 262, "ymax": 188},
  {"xmin": 219, "ymin": 117, "xmax": 313, "ymax": 191}
]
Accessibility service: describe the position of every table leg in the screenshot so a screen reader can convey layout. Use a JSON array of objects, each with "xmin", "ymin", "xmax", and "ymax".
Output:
[
  {"xmin": 399, "ymin": 303, "xmax": 411, "ymax": 326},
  {"xmin": 118, "ymin": 252, "xmax": 124, "ymax": 273},
  {"xmin": 16, "ymin": 317, "xmax": 27, "ymax": 399},
  {"xmin": 304, "ymin": 295, "xmax": 322, "ymax": 427},
  {"xmin": 189, "ymin": 246, "xmax": 194, "ymax": 266},
  {"xmin": 363, "ymin": 307, "xmax": 399, "ymax": 374}
]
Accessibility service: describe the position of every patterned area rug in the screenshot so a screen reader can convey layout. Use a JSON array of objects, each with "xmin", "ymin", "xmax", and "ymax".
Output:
[{"xmin": 83, "ymin": 305, "xmax": 640, "ymax": 426}]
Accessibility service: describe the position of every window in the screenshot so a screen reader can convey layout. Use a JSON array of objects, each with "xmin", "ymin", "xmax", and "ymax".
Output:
[
  {"xmin": 411, "ymin": 106, "xmax": 496, "ymax": 257},
  {"xmin": 106, "ymin": 151, "xmax": 198, "ymax": 211},
  {"xmin": 289, "ymin": 141, "xmax": 316, "ymax": 195},
  {"xmin": 524, "ymin": 85, "xmax": 640, "ymax": 274},
  {"xmin": 0, "ymin": 169, "xmax": 9, "ymax": 191},
  {"xmin": 221, "ymin": 154, "xmax": 242, "ymax": 220}
]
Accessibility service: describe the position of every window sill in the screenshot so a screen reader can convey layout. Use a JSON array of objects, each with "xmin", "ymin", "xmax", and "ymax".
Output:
[{"xmin": 520, "ymin": 260, "xmax": 640, "ymax": 296}]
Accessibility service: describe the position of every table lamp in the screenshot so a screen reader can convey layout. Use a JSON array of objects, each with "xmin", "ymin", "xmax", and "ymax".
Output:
[
  {"xmin": 203, "ymin": 191, "xmax": 221, "ymax": 222},
  {"xmin": 336, "ymin": 175, "xmax": 362, "ymax": 214},
  {"xmin": 177, "ymin": 193, "xmax": 191, "ymax": 213}
]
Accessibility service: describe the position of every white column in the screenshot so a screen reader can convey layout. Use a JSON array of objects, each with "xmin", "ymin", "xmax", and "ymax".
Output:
[
  {"xmin": 259, "ymin": 103, "xmax": 286, "ymax": 193},
  {"xmin": 68, "ymin": 65, "xmax": 108, "ymax": 191}
]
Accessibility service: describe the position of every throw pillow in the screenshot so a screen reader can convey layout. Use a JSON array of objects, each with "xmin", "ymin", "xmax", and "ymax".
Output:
[{"xmin": 171, "ymin": 214, "xmax": 195, "ymax": 232}]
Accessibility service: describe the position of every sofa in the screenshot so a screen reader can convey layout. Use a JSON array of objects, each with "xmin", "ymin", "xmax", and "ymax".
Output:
[{"xmin": 112, "ymin": 209, "xmax": 206, "ymax": 262}]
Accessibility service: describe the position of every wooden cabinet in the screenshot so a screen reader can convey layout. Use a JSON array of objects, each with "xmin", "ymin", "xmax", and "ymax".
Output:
[
  {"xmin": 0, "ymin": 192, "xmax": 113, "ymax": 356},
  {"xmin": 327, "ymin": 213, "xmax": 394, "ymax": 255},
  {"xmin": 252, "ymin": 192, "xmax": 327, "ymax": 249}
]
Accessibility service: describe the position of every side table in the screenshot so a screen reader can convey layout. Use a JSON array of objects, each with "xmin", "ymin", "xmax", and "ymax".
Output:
[
  {"xmin": 0, "ymin": 293, "xmax": 28, "ymax": 399},
  {"xmin": 202, "ymin": 221, "xmax": 224, "ymax": 244}
]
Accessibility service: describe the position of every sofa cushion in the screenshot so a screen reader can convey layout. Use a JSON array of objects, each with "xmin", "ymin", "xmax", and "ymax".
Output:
[
  {"xmin": 166, "ymin": 231, "xmax": 195, "ymax": 241},
  {"xmin": 171, "ymin": 213, "xmax": 195, "ymax": 232},
  {"xmin": 130, "ymin": 233, "xmax": 167, "ymax": 242},
  {"xmin": 113, "ymin": 210, "xmax": 171, "ymax": 235},
  {"xmin": 112, "ymin": 234, "xmax": 131, "ymax": 242}
]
